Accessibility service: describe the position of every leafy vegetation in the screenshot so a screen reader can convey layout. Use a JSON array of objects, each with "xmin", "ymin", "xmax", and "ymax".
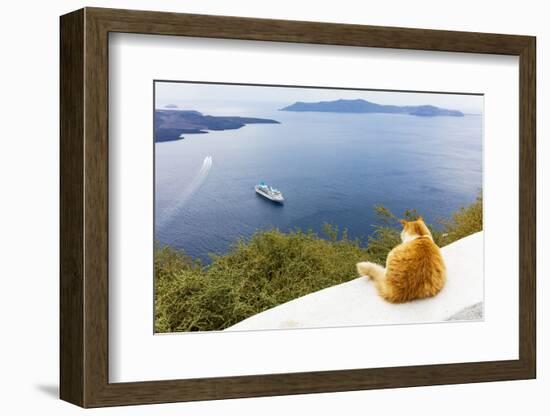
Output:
[{"xmin": 155, "ymin": 195, "xmax": 483, "ymax": 333}]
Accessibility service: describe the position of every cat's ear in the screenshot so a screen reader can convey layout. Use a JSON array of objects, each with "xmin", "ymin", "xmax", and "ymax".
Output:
[
  {"xmin": 417, "ymin": 216, "xmax": 424, "ymax": 222},
  {"xmin": 399, "ymin": 219, "xmax": 407, "ymax": 226}
]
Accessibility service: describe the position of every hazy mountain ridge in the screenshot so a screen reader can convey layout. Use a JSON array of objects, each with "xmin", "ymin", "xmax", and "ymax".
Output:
[
  {"xmin": 155, "ymin": 109, "xmax": 280, "ymax": 142},
  {"xmin": 280, "ymin": 99, "xmax": 465, "ymax": 117}
]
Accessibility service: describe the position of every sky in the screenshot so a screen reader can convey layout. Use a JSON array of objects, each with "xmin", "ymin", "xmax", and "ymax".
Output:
[{"xmin": 155, "ymin": 81, "xmax": 484, "ymax": 115}]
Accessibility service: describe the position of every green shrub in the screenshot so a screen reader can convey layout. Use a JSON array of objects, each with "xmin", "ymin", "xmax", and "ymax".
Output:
[
  {"xmin": 155, "ymin": 226, "xmax": 368, "ymax": 332},
  {"xmin": 440, "ymin": 193, "xmax": 483, "ymax": 244},
  {"xmin": 155, "ymin": 195, "xmax": 483, "ymax": 332}
]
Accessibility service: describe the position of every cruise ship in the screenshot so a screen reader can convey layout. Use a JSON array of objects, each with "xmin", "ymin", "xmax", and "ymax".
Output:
[{"xmin": 255, "ymin": 182, "xmax": 284, "ymax": 204}]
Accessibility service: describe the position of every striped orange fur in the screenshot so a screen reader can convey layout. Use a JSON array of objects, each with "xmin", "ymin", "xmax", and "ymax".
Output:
[{"xmin": 357, "ymin": 218, "xmax": 446, "ymax": 303}]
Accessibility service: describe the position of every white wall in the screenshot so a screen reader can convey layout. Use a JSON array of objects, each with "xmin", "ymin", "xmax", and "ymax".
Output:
[{"xmin": 0, "ymin": 0, "xmax": 545, "ymax": 414}]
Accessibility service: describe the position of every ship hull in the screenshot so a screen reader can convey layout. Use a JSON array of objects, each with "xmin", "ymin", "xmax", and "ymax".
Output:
[{"xmin": 255, "ymin": 186, "xmax": 284, "ymax": 204}]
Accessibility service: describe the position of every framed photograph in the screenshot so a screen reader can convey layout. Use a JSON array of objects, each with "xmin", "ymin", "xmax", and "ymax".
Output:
[{"xmin": 60, "ymin": 7, "xmax": 536, "ymax": 408}]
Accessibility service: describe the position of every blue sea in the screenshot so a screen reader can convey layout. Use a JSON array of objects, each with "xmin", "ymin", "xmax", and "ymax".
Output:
[{"xmin": 155, "ymin": 106, "xmax": 482, "ymax": 263}]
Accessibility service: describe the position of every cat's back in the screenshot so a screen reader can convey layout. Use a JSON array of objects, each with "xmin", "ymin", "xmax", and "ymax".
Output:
[
  {"xmin": 390, "ymin": 236, "xmax": 442, "ymax": 263},
  {"xmin": 385, "ymin": 237, "xmax": 446, "ymax": 302}
]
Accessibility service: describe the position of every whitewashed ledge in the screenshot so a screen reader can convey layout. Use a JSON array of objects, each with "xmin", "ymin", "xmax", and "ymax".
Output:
[{"xmin": 225, "ymin": 232, "xmax": 484, "ymax": 331}]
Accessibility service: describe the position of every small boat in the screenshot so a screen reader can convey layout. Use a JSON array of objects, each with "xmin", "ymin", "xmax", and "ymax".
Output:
[{"xmin": 255, "ymin": 182, "xmax": 284, "ymax": 204}]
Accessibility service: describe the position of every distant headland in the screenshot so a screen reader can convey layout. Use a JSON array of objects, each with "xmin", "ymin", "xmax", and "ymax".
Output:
[
  {"xmin": 155, "ymin": 109, "xmax": 280, "ymax": 142},
  {"xmin": 280, "ymin": 99, "xmax": 464, "ymax": 117}
]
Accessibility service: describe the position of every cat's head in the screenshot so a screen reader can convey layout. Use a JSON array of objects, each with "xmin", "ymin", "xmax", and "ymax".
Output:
[{"xmin": 399, "ymin": 217, "xmax": 433, "ymax": 242}]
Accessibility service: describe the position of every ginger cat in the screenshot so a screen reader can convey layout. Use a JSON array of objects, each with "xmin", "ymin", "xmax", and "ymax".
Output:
[{"xmin": 357, "ymin": 218, "xmax": 446, "ymax": 303}]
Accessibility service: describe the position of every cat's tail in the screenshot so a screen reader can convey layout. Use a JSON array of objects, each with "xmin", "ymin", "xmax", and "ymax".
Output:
[
  {"xmin": 357, "ymin": 262, "xmax": 402, "ymax": 303},
  {"xmin": 356, "ymin": 261, "xmax": 386, "ymax": 282}
]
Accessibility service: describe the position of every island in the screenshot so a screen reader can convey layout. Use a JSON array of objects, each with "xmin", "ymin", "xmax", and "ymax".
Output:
[
  {"xmin": 155, "ymin": 109, "xmax": 280, "ymax": 142},
  {"xmin": 280, "ymin": 99, "xmax": 464, "ymax": 117}
]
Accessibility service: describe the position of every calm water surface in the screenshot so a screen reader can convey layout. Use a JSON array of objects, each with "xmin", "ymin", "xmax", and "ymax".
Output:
[{"xmin": 155, "ymin": 108, "xmax": 482, "ymax": 262}]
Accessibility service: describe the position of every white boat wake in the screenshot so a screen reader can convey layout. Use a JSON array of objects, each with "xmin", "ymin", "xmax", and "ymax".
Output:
[{"xmin": 157, "ymin": 156, "xmax": 212, "ymax": 229}]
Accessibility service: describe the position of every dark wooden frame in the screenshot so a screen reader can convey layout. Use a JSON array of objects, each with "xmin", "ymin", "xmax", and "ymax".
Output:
[{"xmin": 60, "ymin": 7, "xmax": 536, "ymax": 408}]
